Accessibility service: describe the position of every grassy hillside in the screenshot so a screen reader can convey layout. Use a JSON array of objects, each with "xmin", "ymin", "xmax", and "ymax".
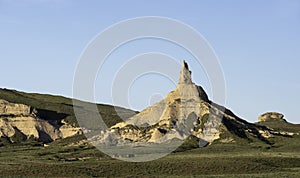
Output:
[
  {"xmin": 0, "ymin": 88, "xmax": 137, "ymax": 128},
  {"xmin": 257, "ymin": 119, "xmax": 300, "ymax": 133},
  {"xmin": 0, "ymin": 138, "xmax": 300, "ymax": 177}
]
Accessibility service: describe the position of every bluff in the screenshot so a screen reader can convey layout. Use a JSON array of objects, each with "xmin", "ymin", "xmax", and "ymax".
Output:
[
  {"xmin": 0, "ymin": 99, "xmax": 81, "ymax": 143},
  {"xmin": 0, "ymin": 88, "xmax": 136, "ymax": 145},
  {"xmin": 100, "ymin": 61, "xmax": 297, "ymax": 147}
]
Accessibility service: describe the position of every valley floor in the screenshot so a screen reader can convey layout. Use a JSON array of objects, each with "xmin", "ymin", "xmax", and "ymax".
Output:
[{"xmin": 1, "ymin": 142, "xmax": 300, "ymax": 177}]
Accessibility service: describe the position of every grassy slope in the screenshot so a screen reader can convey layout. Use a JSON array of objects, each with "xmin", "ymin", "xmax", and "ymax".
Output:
[
  {"xmin": 257, "ymin": 120, "xmax": 300, "ymax": 152},
  {"xmin": 0, "ymin": 139, "xmax": 300, "ymax": 177},
  {"xmin": 0, "ymin": 88, "xmax": 137, "ymax": 128},
  {"xmin": 257, "ymin": 119, "xmax": 300, "ymax": 133}
]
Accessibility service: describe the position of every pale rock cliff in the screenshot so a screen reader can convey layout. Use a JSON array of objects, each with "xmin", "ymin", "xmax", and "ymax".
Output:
[
  {"xmin": 0, "ymin": 99, "xmax": 81, "ymax": 142},
  {"xmin": 0, "ymin": 99, "xmax": 31, "ymax": 116}
]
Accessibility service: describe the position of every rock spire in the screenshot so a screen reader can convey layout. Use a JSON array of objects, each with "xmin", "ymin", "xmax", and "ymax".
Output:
[{"xmin": 178, "ymin": 60, "xmax": 193, "ymax": 84}]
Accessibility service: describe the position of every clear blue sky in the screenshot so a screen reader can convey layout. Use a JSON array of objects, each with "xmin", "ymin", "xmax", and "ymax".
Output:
[{"xmin": 1, "ymin": 0, "xmax": 300, "ymax": 123}]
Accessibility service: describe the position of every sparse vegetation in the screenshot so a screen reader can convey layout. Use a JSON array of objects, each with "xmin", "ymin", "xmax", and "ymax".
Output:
[{"xmin": 0, "ymin": 138, "xmax": 300, "ymax": 177}]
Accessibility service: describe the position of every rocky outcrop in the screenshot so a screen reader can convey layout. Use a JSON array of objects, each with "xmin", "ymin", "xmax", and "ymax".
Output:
[
  {"xmin": 178, "ymin": 61, "xmax": 193, "ymax": 84},
  {"xmin": 0, "ymin": 99, "xmax": 31, "ymax": 116},
  {"xmin": 108, "ymin": 61, "xmax": 220, "ymax": 144},
  {"xmin": 0, "ymin": 117, "xmax": 56, "ymax": 139},
  {"xmin": 258, "ymin": 112, "xmax": 286, "ymax": 122},
  {"xmin": 91, "ymin": 60, "xmax": 294, "ymax": 148},
  {"xmin": 59, "ymin": 120, "xmax": 82, "ymax": 138},
  {"xmin": 90, "ymin": 61, "xmax": 220, "ymax": 146},
  {"xmin": 0, "ymin": 99, "xmax": 81, "ymax": 143}
]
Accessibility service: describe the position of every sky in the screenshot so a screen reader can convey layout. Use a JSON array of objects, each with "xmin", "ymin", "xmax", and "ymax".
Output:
[{"xmin": 1, "ymin": 0, "xmax": 300, "ymax": 123}]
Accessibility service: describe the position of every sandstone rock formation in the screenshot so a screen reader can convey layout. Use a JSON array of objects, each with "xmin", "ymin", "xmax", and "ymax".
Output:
[
  {"xmin": 0, "ymin": 99, "xmax": 81, "ymax": 143},
  {"xmin": 0, "ymin": 99, "xmax": 31, "ymax": 116},
  {"xmin": 258, "ymin": 112, "xmax": 286, "ymax": 122},
  {"xmin": 91, "ymin": 61, "xmax": 295, "ymax": 148},
  {"xmin": 1, "ymin": 61, "xmax": 295, "ymax": 148},
  {"xmin": 108, "ymin": 61, "xmax": 220, "ymax": 144}
]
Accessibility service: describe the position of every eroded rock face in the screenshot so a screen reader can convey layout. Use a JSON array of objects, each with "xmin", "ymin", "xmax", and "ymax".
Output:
[
  {"xmin": 107, "ymin": 61, "xmax": 222, "ymax": 145},
  {"xmin": 73, "ymin": 60, "xmax": 299, "ymax": 151},
  {"xmin": 0, "ymin": 99, "xmax": 31, "ymax": 116},
  {"xmin": 178, "ymin": 61, "xmax": 193, "ymax": 84},
  {"xmin": 0, "ymin": 99, "xmax": 81, "ymax": 142},
  {"xmin": 258, "ymin": 112, "xmax": 285, "ymax": 122},
  {"xmin": 0, "ymin": 116, "xmax": 59, "ymax": 142},
  {"xmin": 59, "ymin": 123, "xmax": 82, "ymax": 138},
  {"xmin": 94, "ymin": 60, "xmax": 288, "ymax": 148}
]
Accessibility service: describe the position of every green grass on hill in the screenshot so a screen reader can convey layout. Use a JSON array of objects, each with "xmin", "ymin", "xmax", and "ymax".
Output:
[
  {"xmin": 257, "ymin": 119, "xmax": 300, "ymax": 133},
  {"xmin": 0, "ymin": 88, "xmax": 137, "ymax": 128}
]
